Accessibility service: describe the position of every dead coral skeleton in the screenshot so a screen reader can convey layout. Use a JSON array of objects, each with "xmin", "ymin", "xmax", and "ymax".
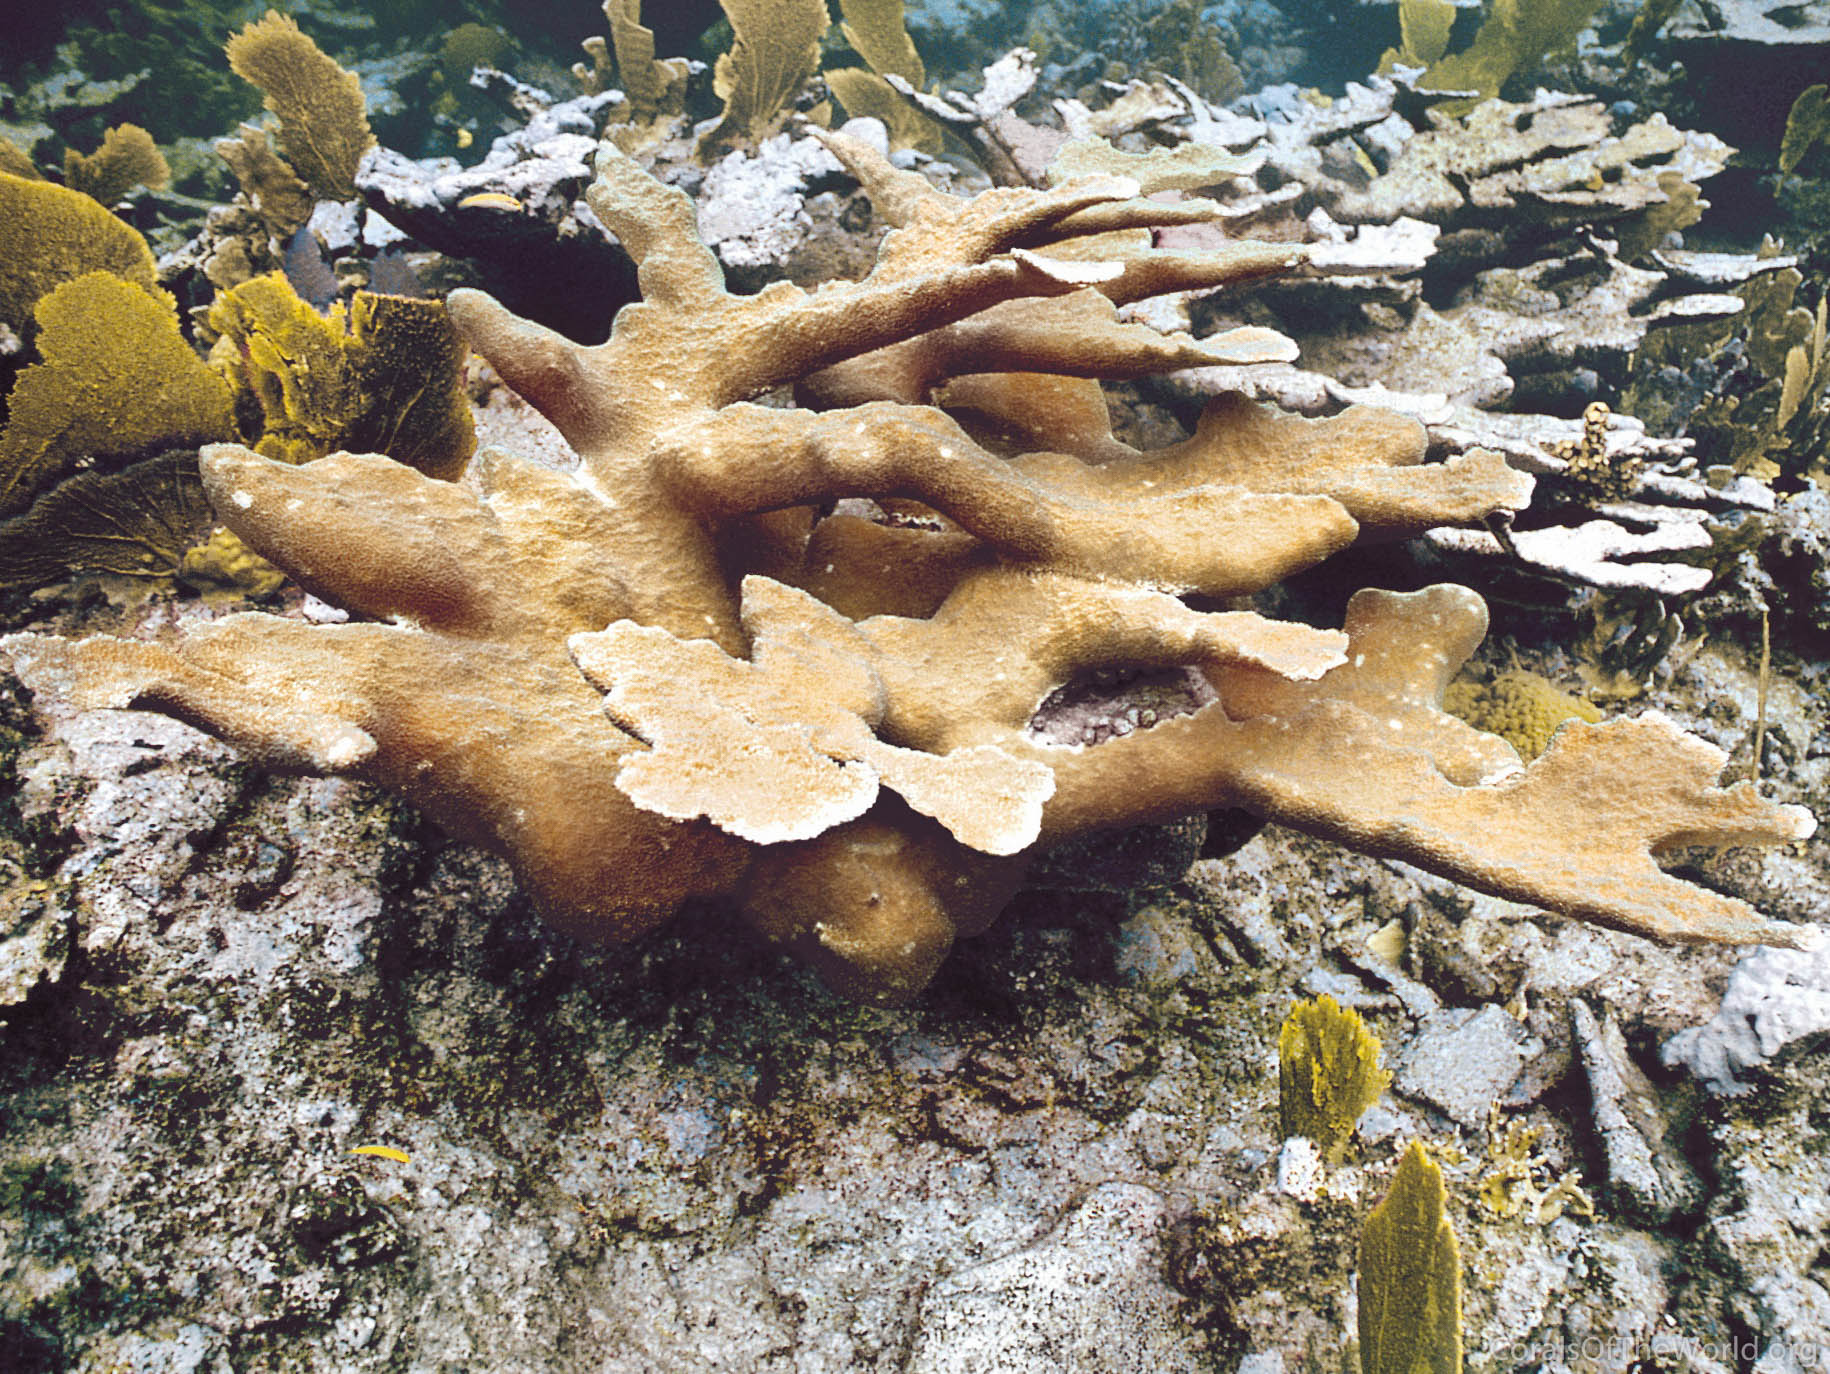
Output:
[
  {"xmin": 1016, "ymin": 66, "xmax": 1795, "ymax": 597},
  {"xmin": 3, "ymin": 128, "xmax": 1815, "ymax": 1004},
  {"xmin": 354, "ymin": 77, "xmax": 622, "ymax": 270}
]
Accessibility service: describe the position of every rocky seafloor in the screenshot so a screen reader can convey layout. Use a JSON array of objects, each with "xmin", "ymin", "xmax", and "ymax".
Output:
[
  {"xmin": 3, "ymin": 595, "xmax": 1830, "ymax": 1372},
  {"xmin": 5, "ymin": 1, "xmax": 1830, "ymax": 1371}
]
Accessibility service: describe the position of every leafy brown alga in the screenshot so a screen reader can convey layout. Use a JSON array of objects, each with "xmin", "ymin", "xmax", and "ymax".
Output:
[
  {"xmin": 4, "ymin": 130, "xmax": 1814, "ymax": 1004},
  {"xmin": 1280, "ymin": 994, "xmax": 1392, "ymax": 1164},
  {"xmin": 208, "ymin": 273, "xmax": 474, "ymax": 477},
  {"xmin": 0, "ymin": 184, "xmax": 474, "ymax": 594}
]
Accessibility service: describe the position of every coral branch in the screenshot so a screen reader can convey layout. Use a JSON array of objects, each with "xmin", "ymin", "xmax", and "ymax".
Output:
[
  {"xmin": 445, "ymin": 290, "xmax": 612, "ymax": 445},
  {"xmin": 801, "ymin": 292, "xmax": 1296, "ymax": 409},
  {"xmin": 570, "ymin": 572, "xmax": 1343, "ymax": 855},
  {"xmin": 652, "ymin": 401, "xmax": 1359, "ymax": 595},
  {"xmin": 199, "ymin": 444, "xmax": 636, "ymax": 645},
  {"xmin": 4, "ymin": 613, "xmax": 750, "ymax": 943},
  {"xmin": 583, "ymin": 139, "xmax": 727, "ymax": 305},
  {"xmin": 859, "ymin": 568, "xmax": 1349, "ymax": 749},
  {"xmin": 1012, "ymin": 393, "xmax": 1535, "ymax": 535}
]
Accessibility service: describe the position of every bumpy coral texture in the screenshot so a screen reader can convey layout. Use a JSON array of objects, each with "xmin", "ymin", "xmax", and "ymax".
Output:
[{"xmin": 6, "ymin": 131, "xmax": 1814, "ymax": 1004}]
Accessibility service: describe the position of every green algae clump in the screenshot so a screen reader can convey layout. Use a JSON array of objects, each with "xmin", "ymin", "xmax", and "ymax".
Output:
[
  {"xmin": 439, "ymin": 23, "xmax": 513, "ymax": 85},
  {"xmin": 0, "ymin": 270, "xmax": 237, "ymax": 590},
  {"xmin": 1389, "ymin": 0, "xmax": 1457, "ymax": 70},
  {"xmin": 1443, "ymin": 669, "xmax": 1602, "ymax": 760},
  {"xmin": 178, "ymin": 524, "xmax": 287, "ymax": 596},
  {"xmin": 215, "ymin": 124, "xmax": 316, "ymax": 242}
]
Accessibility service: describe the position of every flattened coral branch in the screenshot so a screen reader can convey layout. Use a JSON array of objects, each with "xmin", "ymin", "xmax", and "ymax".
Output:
[
  {"xmin": 457, "ymin": 155, "xmax": 1207, "ymax": 439},
  {"xmin": 815, "ymin": 126, "xmax": 1307, "ymax": 307},
  {"xmin": 1229, "ymin": 703, "xmax": 1814, "ymax": 947},
  {"xmin": 811, "ymin": 129, "xmax": 1135, "ymax": 269},
  {"xmin": 196, "ymin": 445, "xmax": 636, "ymax": 645},
  {"xmin": 1211, "ymin": 585, "xmax": 1526, "ymax": 788},
  {"xmin": 442, "ymin": 292, "xmax": 617, "ymax": 445},
  {"xmin": 2, "ymin": 611, "xmax": 751, "ymax": 943},
  {"xmin": 1009, "ymin": 587, "xmax": 1505, "ymax": 841},
  {"xmin": 801, "ymin": 124, "xmax": 945, "ymax": 226},
  {"xmin": 1018, "ymin": 586, "xmax": 1813, "ymax": 947},
  {"xmin": 4, "ymin": 622, "xmax": 380, "ymax": 775},
  {"xmin": 801, "ymin": 292, "xmax": 1297, "ymax": 409},
  {"xmin": 571, "ymin": 572, "xmax": 1345, "ymax": 854},
  {"xmin": 858, "ymin": 568, "xmax": 1349, "ymax": 749},
  {"xmin": 570, "ymin": 581, "xmax": 1058, "ymax": 854},
  {"xmin": 568, "ymin": 568, "xmax": 1813, "ymax": 955},
  {"xmin": 1095, "ymin": 244, "xmax": 1310, "ymax": 306}
]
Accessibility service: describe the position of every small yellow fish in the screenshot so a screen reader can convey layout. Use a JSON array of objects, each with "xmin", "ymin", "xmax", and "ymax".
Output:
[
  {"xmin": 455, "ymin": 127, "xmax": 474, "ymax": 149},
  {"xmin": 349, "ymin": 1145, "xmax": 411, "ymax": 1164},
  {"xmin": 456, "ymin": 191, "xmax": 523, "ymax": 212}
]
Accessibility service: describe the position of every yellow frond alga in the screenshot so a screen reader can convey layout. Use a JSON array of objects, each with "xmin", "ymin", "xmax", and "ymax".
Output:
[
  {"xmin": 1279, "ymin": 994, "xmax": 1393, "ymax": 1163},
  {"xmin": 0, "ymin": 136, "xmax": 37, "ymax": 180},
  {"xmin": 225, "ymin": 10, "xmax": 373, "ymax": 200},
  {"xmin": 63, "ymin": 124, "xmax": 170, "ymax": 206},
  {"xmin": 1358, "ymin": 1142, "xmax": 1462, "ymax": 1374},
  {"xmin": 0, "ymin": 273, "xmax": 233, "ymax": 518},
  {"xmin": 1780, "ymin": 84, "xmax": 1829, "ymax": 175},
  {"xmin": 840, "ymin": 0, "xmax": 924, "ymax": 85},
  {"xmin": 605, "ymin": 0, "xmax": 690, "ymax": 120},
  {"xmin": 0, "ymin": 173, "xmax": 158, "ymax": 346},
  {"xmin": 1386, "ymin": 0, "xmax": 1607, "ymax": 108},
  {"xmin": 208, "ymin": 274, "xmax": 473, "ymax": 479},
  {"xmin": 1398, "ymin": 0, "xmax": 1457, "ymax": 68},
  {"xmin": 701, "ymin": 0, "xmax": 830, "ymax": 152},
  {"xmin": 828, "ymin": 0, "xmax": 942, "ymax": 152},
  {"xmin": 0, "ymin": 272, "xmax": 236, "ymax": 588}
]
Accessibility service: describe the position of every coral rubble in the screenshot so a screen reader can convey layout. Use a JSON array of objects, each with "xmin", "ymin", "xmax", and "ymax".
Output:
[{"xmin": 3, "ymin": 127, "xmax": 1814, "ymax": 1004}]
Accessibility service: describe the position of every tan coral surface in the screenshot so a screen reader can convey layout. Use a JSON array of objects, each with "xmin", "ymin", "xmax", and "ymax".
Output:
[{"xmin": 4, "ymin": 131, "xmax": 1814, "ymax": 1004}]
